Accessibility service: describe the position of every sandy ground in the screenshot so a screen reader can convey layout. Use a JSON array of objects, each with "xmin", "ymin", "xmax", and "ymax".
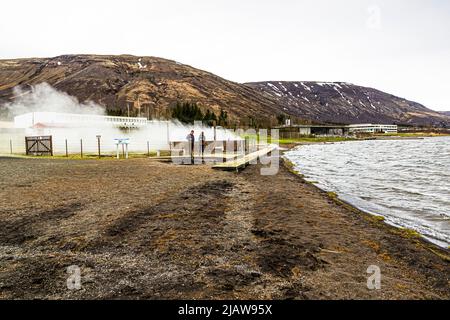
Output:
[{"xmin": 0, "ymin": 156, "xmax": 448, "ymax": 299}]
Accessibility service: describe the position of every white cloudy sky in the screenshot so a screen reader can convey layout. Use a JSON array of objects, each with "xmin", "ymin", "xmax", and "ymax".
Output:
[{"xmin": 1, "ymin": 0, "xmax": 449, "ymax": 111}]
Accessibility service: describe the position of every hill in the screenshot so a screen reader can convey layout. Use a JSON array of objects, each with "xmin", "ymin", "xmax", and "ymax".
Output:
[{"xmin": 1, "ymin": 54, "xmax": 449, "ymax": 127}]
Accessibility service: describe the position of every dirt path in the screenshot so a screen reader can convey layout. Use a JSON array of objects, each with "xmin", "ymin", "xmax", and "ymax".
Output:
[{"xmin": 0, "ymin": 157, "xmax": 448, "ymax": 299}]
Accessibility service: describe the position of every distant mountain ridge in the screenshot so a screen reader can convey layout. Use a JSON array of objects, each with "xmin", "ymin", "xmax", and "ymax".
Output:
[
  {"xmin": 245, "ymin": 81, "xmax": 450, "ymax": 126},
  {"xmin": 0, "ymin": 54, "xmax": 449, "ymax": 127}
]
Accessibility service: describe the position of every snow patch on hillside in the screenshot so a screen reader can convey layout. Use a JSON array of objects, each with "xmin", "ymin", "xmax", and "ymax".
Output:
[{"xmin": 300, "ymin": 82, "xmax": 311, "ymax": 91}]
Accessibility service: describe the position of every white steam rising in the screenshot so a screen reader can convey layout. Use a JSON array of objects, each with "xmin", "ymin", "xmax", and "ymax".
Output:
[
  {"xmin": 0, "ymin": 83, "xmax": 238, "ymax": 155},
  {"xmin": 3, "ymin": 83, "xmax": 105, "ymax": 118}
]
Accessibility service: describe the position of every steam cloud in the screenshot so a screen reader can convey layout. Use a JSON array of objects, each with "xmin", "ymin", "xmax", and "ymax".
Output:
[
  {"xmin": 0, "ymin": 82, "xmax": 238, "ymax": 154},
  {"xmin": 2, "ymin": 83, "xmax": 105, "ymax": 119}
]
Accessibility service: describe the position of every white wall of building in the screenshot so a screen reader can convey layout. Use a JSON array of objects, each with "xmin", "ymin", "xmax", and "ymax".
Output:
[{"xmin": 348, "ymin": 124, "xmax": 398, "ymax": 133}]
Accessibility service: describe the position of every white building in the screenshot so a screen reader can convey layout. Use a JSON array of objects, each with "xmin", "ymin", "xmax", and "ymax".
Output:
[
  {"xmin": 348, "ymin": 124, "xmax": 398, "ymax": 134},
  {"xmin": 14, "ymin": 112, "xmax": 148, "ymax": 129}
]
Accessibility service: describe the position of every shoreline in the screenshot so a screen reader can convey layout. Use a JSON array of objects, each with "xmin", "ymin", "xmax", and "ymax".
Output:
[
  {"xmin": 283, "ymin": 157, "xmax": 449, "ymax": 257},
  {"xmin": 280, "ymin": 141, "xmax": 450, "ymax": 252}
]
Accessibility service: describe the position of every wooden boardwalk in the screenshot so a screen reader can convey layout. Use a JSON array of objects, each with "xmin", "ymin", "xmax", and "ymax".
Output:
[{"xmin": 212, "ymin": 145, "xmax": 277, "ymax": 171}]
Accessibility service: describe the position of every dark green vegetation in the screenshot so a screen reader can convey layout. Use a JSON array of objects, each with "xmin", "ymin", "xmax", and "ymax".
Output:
[{"xmin": 171, "ymin": 102, "xmax": 228, "ymax": 125}]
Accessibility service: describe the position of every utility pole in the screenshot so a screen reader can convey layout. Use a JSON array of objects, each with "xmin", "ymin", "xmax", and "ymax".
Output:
[
  {"xmin": 166, "ymin": 121, "xmax": 170, "ymax": 146},
  {"xmin": 137, "ymin": 95, "xmax": 141, "ymax": 118},
  {"xmin": 126, "ymin": 103, "xmax": 131, "ymax": 134}
]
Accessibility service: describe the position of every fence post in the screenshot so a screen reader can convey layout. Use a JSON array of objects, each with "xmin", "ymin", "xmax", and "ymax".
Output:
[
  {"xmin": 80, "ymin": 139, "xmax": 83, "ymax": 158},
  {"xmin": 96, "ymin": 135, "xmax": 101, "ymax": 158},
  {"xmin": 223, "ymin": 140, "xmax": 227, "ymax": 163},
  {"xmin": 50, "ymin": 136, "xmax": 53, "ymax": 156},
  {"xmin": 10, "ymin": 139, "xmax": 12, "ymax": 154},
  {"xmin": 245, "ymin": 136, "xmax": 249, "ymax": 154},
  {"xmin": 65, "ymin": 139, "xmax": 68, "ymax": 157},
  {"xmin": 147, "ymin": 141, "xmax": 150, "ymax": 157}
]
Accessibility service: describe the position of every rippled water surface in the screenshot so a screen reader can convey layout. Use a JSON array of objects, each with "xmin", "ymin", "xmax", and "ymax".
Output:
[{"xmin": 285, "ymin": 137, "xmax": 450, "ymax": 247}]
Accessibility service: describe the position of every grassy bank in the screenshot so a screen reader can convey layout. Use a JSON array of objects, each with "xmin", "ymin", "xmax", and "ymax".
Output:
[
  {"xmin": 381, "ymin": 132, "xmax": 450, "ymax": 137},
  {"xmin": 240, "ymin": 133, "xmax": 357, "ymax": 145},
  {"xmin": 272, "ymin": 136, "xmax": 357, "ymax": 145}
]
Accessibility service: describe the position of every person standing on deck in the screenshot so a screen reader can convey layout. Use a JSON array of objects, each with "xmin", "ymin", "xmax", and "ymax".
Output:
[
  {"xmin": 199, "ymin": 131, "xmax": 206, "ymax": 157},
  {"xmin": 186, "ymin": 130, "xmax": 195, "ymax": 164}
]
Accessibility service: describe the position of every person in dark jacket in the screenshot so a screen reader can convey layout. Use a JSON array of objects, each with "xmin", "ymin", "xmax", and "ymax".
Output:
[
  {"xmin": 186, "ymin": 130, "xmax": 195, "ymax": 164},
  {"xmin": 199, "ymin": 131, "xmax": 206, "ymax": 157}
]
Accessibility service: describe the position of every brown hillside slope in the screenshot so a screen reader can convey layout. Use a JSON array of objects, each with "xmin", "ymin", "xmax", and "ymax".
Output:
[
  {"xmin": 0, "ymin": 54, "xmax": 281, "ymax": 124},
  {"xmin": 1, "ymin": 54, "xmax": 448, "ymax": 126}
]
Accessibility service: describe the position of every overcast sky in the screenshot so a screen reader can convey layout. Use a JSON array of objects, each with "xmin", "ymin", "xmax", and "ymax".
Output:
[{"xmin": 1, "ymin": 0, "xmax": 449, "ymax": 111}]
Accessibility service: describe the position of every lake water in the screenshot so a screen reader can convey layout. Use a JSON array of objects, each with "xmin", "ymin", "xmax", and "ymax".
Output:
[{"xmin": 285, "ymin": 136, "xmax": 450, "ymax": 248}]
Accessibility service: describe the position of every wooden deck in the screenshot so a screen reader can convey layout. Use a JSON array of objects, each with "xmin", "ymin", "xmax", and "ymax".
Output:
[{"xmin": 212, "ymin": 145, "xmax": 277, "ymax": 171}]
